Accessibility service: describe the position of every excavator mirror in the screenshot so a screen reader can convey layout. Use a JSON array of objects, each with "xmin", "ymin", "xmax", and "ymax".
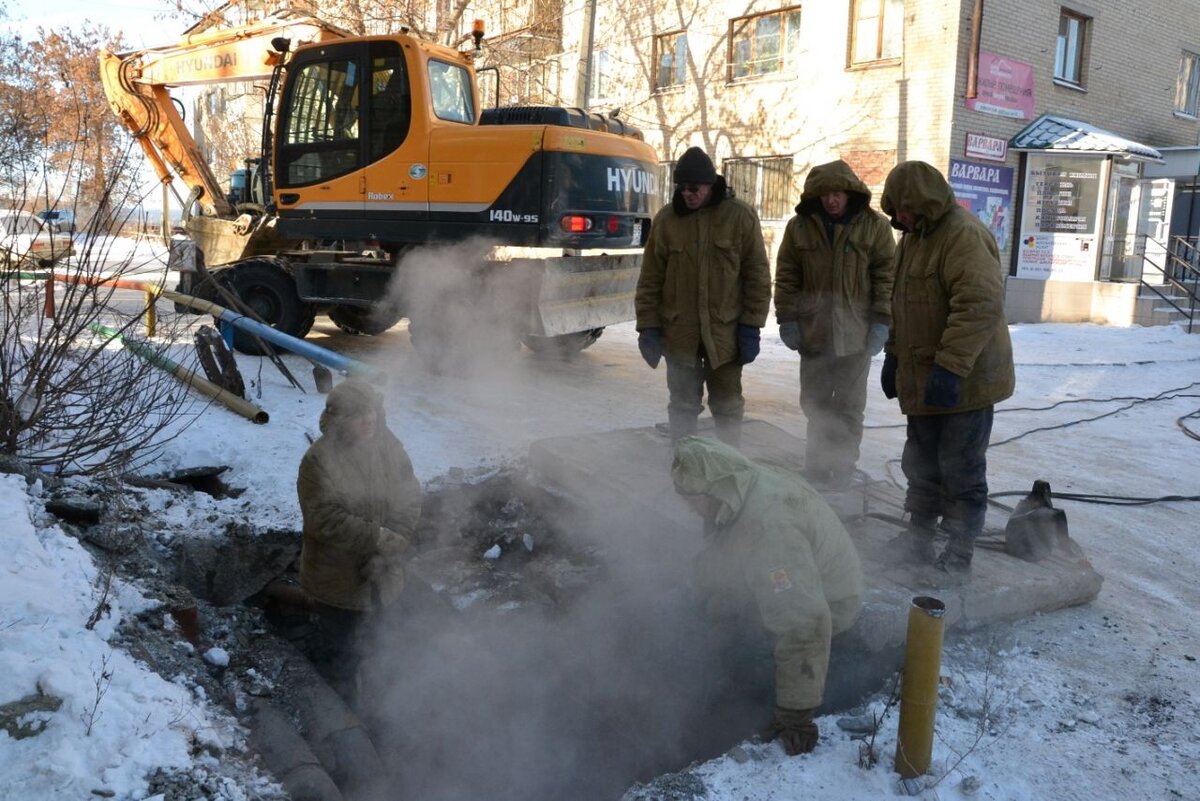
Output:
[{"xmin": 271, "ymin": 37, "xmax": 291, "ymax": 54}]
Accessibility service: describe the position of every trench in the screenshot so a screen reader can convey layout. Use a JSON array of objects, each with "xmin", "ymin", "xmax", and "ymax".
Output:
[{"xmin": 256, "ymin": 471, "xmax": 777, "ymax": 801}]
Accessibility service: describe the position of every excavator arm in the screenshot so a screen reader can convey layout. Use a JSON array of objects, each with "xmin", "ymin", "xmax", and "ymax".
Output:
[{"xmin": 98, "ymin": 9, "xmax": 349, "ymax": 218}]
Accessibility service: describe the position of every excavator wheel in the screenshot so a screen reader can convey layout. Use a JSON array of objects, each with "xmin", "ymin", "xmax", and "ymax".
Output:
[
  {"xmin": 219, "ymin": 260, "xmax": 316, "ymax": 355},
  {"xmin": 328, "ymin": 303, "xmax": 403, "ymax": 336},
  {"xmin": 520, "ymin": 328, "xmax": 604, "ymax": 357}
]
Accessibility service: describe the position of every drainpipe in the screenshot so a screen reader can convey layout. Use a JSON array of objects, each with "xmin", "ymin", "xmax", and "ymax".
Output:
[
  {"xmin": 894, "ymin": 596, "xmax": 947, "ymax": 779},
  {"xmin": 966, "ymin": 0, "xmax": 984, "ymax": 99}
]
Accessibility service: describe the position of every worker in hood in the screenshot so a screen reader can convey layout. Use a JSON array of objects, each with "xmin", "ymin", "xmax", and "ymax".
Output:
[
  {"xmin": 878, "ymin": 161, "xmax": 1014, "ymax": 582},
  {"xmin": 636, "ymin": 146, "xmax": 773, "ymax": 446},
  {"xmin": 296, "ymin": 378, "xmax": 423, "ymax": 695},
  {"xmin": 774, "ymin": 159, "xmax": 896, "ymax": 488},
  {"xmin": 671, "ymin": 437, "xmax": 863, "ymax": 755}
]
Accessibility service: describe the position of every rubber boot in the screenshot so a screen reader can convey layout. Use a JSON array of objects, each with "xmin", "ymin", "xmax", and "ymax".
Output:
[
  {"xmin": 889, "ymin": 514, "xmax": 937, "ymax": 565},
  {"xmin": 712, "ymin": 415, "xmax": 742, "ymax": 448}
]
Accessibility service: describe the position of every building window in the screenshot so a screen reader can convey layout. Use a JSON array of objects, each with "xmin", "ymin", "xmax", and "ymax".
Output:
[
  {"xmin": 722, "ymin": 156, "xmax": 793, "ymax": 220},
  {"xmin": 728, "ymin": 7, "xmax": 802, "ymax": 81},
  {"xmin": 591, "ymin": 49, "xmax": 611, "ymax": 101},
  {"xmin": 849, "ymin": 0, "xmax": 903, "ymax": 65},
  {"xmin": 1054, "ymin": 9, "xmax": 1088, "ymax": 85},
  {"xmin": 655, "ymin": 31, "xmax": 687, "ymax": 90},
  {"xmin": 1176, "ymin": 51, "xmax": 1200, "ymax": 117}
]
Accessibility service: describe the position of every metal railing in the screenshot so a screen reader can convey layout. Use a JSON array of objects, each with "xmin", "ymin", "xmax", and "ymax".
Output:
[{"xmin": 1138, "ymin": 235, "xmax": 1200, "ymax": 333}]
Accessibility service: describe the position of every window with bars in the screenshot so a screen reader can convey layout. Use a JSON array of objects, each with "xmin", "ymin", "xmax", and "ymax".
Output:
[
  {"xmin": 849, "ymin": 0, "xmax": 903, "ymax": 65},
  {"xmin": 722, "ymin": 156, "xmax": 794, "ymax": 220},
  {"xmin": 1176, "ymin": 51, "xmax": 1200, "ymax": 117},
  {"xmin": 655, "ymin": 31, "xmax": 688, "ymax": 90},
  {"xmin": 1054, "ymin": 9, "xmax": 1088, "ymax": 86},
  {"xmin": 728, "ymin": 7, "xmax": 802, "ymax": 81}
]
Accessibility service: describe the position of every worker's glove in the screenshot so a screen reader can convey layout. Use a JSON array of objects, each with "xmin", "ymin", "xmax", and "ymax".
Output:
[
  {"xmin": 768, "ymin": 706, "xmax": 819, "ymax": 756},
  {"xmin": 377, "ymin": 526, "xmax": 412, "ymax": 558},
  {"xmin": 880, "ymin": 353, "xmax": 898, "ymax": 400},
  {"xmin": 778, "ymin": 321, "xmax": 802, "ymax": 352},
  {"xmin": 865, "ymin": 322, "xmax": 889, "ymax": 356},
  {"xmin": 638, "ymin": 328, "xmax": 663, "ymax": 369},
  {"xmin": 737, "ymin": 325, "xmax": 761, "ymax": 365},
  {"xmin": 924, "ymin": 364, "xmax": 961, "ymax": 408}
]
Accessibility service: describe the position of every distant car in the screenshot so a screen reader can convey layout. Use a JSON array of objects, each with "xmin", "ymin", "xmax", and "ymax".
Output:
[
  {"xmin": 39, "ymin": 208, "xmax": 76, "ymax": 234},
  {"xmin": 1, "ymin": 209, "xmax": 73, "ymax": 268}
]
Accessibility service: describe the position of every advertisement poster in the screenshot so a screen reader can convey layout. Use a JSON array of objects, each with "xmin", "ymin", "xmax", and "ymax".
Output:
[
  {"xmin": 948, "ymin": 159, "xmax": 1014, "ymax": 249},
  {"xmin": 1015, "ymin": 155, "xmax": 1107, "ymax": 281},
  {"xmin": 966, "ymin": 51, "xmax": 1035, "ymax": 120}
]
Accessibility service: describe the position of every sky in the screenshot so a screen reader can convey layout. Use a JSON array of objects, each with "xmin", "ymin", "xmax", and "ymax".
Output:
[
  {"xmin": 0, "ymin": 236, "xmax": 1197, "ymax": 799},
  {"xmin": 1, "ymin": 0, "xmax": 182, "ymax": 48}
]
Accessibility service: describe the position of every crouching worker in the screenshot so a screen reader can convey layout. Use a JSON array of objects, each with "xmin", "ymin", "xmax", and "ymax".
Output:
[
  {"xmin": 671, "ymin": 437, "xmax": 863, "ymax": 755},
  {"xmin": 296, "ymin": 378, "xmax": 423, "ymax": 696}
]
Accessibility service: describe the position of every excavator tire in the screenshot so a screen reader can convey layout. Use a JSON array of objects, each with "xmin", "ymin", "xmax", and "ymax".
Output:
[
  {"xmin": 328, "ymin": 303, "xmax": 403, "ymax": 336},
  {"xmin": 520, "ymin": 328, "xmax": 604, "ymax": 357},
  {"xmin": 220, "ymin": 259, "xmax": 316, "ymax": 356}
]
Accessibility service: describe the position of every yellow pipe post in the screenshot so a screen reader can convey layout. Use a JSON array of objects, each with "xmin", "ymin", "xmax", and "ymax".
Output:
[
  {"xmin": 894, "ymin": 595, "xmax": 947, "ymax": 778},
  {"xmin": 144, "ymin": 288, "xmax": 158, "ymax": 337}
]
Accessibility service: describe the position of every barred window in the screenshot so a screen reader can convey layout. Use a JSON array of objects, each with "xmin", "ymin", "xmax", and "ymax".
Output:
[{"xmin": 723, "ymin": 156, "xmax": 794, "ymax": 220}]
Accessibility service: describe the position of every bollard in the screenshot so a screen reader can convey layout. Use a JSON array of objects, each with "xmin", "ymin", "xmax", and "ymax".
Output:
[
  {"xmin": 894, "ymin": 595, "xmax": 946, "ymax": 778},
  {"xmin": 144, "ymin": 288, "xmax": 158, "ymax": 336},
  {"xmin": 44, "ymin": 275, "xmax": 56, "ymax": 319}
]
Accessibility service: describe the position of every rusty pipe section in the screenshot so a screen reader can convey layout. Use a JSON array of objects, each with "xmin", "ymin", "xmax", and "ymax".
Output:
[
  {"xmin": 894, "ymin": 595, "xmax": 946, "ymax": 778},
  {"xmin": 89, "ymin": 322, "xmax": 269, "ymax": 424}
]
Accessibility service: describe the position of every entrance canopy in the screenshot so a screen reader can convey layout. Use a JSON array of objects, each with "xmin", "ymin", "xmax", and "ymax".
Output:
[{"xmin": 1010, "ymin": 114, "xmax": 1163, "ymax": 162}]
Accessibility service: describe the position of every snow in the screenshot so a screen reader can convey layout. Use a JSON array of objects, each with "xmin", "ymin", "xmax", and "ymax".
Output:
[{"xmin": 2, "ymin": 239, "xmax": 1199, "ymax": 799}]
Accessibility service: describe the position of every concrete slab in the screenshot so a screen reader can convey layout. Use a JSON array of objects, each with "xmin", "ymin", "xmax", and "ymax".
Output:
[{"xmin": 529, "ymin": 418, "xmax": 1104, "ymax": 710}]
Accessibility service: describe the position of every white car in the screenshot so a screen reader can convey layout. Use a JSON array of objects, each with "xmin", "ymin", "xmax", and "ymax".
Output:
[{"xmin": 1, "ymin": 209, "xmax": 73, "ymax": 268}]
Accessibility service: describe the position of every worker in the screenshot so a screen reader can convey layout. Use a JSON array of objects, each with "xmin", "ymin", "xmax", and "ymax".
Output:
[
  {"xmin": 878, "ymin": 161, "xmax": 1014, "ymax": 582},
  {"xmin": 296, "ymin": 378, "xmax": 423, "ymax": 693},
  {"xmin": 671, "ymin": 436, "xmax": 864, "ymax": 755},
  {"xmin": 774, "ymin": 159, "xmax": 895, "ymax": 488},
  {"xmin": 636, "ymin": 146, "xmax": 772, "ymax": 446}
]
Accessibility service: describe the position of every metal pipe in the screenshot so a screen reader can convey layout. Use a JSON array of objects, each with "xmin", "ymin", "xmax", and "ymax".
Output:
[
  {"xmin": 894, "ymin": 595, "xmax": 947, "ymax": 779},
  {"xmin": 89, "ymin": 322, "xmax": 269, "ymax": 424}
]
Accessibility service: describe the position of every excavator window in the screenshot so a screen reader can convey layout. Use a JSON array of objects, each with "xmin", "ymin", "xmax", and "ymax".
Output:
[
  {"xmin": 428, "ymin": 60, "xmax": 475, "ymax": 124},
  {"xmin": 368, "ymin": 42, "xmax": 410, "ymax": 161},
  {"xmin": 277, "ymin": 50, "xmax": 363, "ymax": 187}
]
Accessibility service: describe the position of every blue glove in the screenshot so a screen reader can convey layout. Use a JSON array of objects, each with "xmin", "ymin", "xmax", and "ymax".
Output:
[
  {"xmin": 924, "ymin": 365, "xmax": 961, "ymax": 408},
  {"xmin": 638, "ymin": 328, "xmax": 663, "ymax": 369},
  {"xmin": 865, "ymin": 323, "xmax": 889, "ymax": 356},
  {"xmin": 737, "ymin": 324, "xmax": 761, "ymax": 365},
  {"xmin": 779, "ymin": 321, "xmax": 802, "ymax": 351},
  {"xmin": 880, "ymin": 353, "xmax": 898, "ymax": 399}
]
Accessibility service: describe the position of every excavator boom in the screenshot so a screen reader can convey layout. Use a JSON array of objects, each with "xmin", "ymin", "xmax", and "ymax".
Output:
[{"xmin": 98, "ymin": 10, "xmax": 349, "ymax": 217}]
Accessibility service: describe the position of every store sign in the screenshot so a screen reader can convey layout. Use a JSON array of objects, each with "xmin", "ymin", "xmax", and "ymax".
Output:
[
  {"xmin": 966, "ymin": 51, "xmax": 1035, "ymax": 120},
  {"xmin": 965, "ymin": 132, "xmax": 1008, "ymax": 163},
  {"xmin": 1015, "ymin": 155, "xmax": 1107, "ymax": 281},
  {"xmin": 948, "ymin": 159, "xmax": 1015, "ymax": 249}
]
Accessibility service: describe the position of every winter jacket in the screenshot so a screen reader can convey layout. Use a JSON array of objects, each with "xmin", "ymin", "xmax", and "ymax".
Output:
[
  {"xmin": 774, "ymin": 160, "xmax": 896, "ymax": 357},
  {"xmin": 636, "ymin": 178, "xmax": 772, "ymax": 368},
  {"xmin": 297, "ymin": 380, "xmax": 423, "ymax": 611},
  {"xmin": 671, "ymin": 437, "xmax": 864, "ymax": 711},
  {"xmin": 880, "ymin": 161, "xmax": 1015, "ymax": 415}
]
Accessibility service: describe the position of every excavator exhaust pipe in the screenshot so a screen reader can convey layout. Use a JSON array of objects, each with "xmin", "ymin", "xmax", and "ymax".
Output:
[{"xmin": 894, "ymin": 595, "xmax": 946, "ymax": 779}]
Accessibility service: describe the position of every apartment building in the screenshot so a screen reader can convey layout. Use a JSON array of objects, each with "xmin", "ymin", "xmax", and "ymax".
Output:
[{"xmin": 462, "ymin": 0, "xmax": 1200, "ymax": 325}]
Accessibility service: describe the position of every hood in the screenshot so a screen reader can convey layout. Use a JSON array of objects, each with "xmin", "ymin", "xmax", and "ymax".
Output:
[
  {"xmin": 879, "ymin": 161, "xmax": 958, "ymax": 233},
  {"xmin": 670, "ymin": 436, "xmax": 758, "ymax": 527},
  {"xmin": 671, "ymin": 175, "xmax": 730, "ymax": 216},
  {"xmin": 319, "ymin": 378, "xmax": 383, "ymax": 437},
  {"xmin": 797, "ymin": 159, "xmax": 872, "ymax": 218}
]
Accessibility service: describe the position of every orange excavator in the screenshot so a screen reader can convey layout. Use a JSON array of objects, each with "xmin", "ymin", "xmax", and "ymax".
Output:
[{"xmin": 100, "ymin": 10, "xmax": 659, "ymax": 355}]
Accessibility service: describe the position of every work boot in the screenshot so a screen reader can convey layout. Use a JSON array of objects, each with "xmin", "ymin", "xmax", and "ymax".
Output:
[
  {"xmin": 668, "ymin": 410, "xmax": 698, "ymax": 443},
  {"xmin": 712, "ymin": 415, "xmax": 742, "ymax": 448},
  {"xmin": 888, "ymin": 515, "xmax": 937, "ymax": 565},
  {"xmin": 931, "ymin": 535, "xmax": 975, "ymax": 585}
]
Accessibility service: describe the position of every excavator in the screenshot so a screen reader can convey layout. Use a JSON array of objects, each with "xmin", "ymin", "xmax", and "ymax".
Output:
[{"xmin": 99, "ymin": 10, "xmax": 659, "ymax": 356}]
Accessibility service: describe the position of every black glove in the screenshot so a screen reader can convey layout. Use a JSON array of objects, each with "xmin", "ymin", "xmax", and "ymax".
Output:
[
  {"xmin": 924, "ymin": 364, "xmax": 961, "ymax": 408},
  {"xmin": 769, "ymin": 706, "xmax": 819, "ymax": 755},
  {"xmin": 637, "ymin": 328, "xmax": 663, "ymax": 369},
  {"xmin": 778, "ymin": 321, "xmax": 802, "ymax": 351},
  {"xmin": 881, "ymin": 353, "xmax": 898, "ymax": 399},
  {"xmin": 737, "ymin": 324, "xmax": 761, "ymax": 365}
]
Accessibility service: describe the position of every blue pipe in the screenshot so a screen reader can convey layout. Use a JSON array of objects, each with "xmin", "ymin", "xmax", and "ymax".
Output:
[{"xmin": 213, "ymin": 308, "xmax": 372, "ymax": 375}]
